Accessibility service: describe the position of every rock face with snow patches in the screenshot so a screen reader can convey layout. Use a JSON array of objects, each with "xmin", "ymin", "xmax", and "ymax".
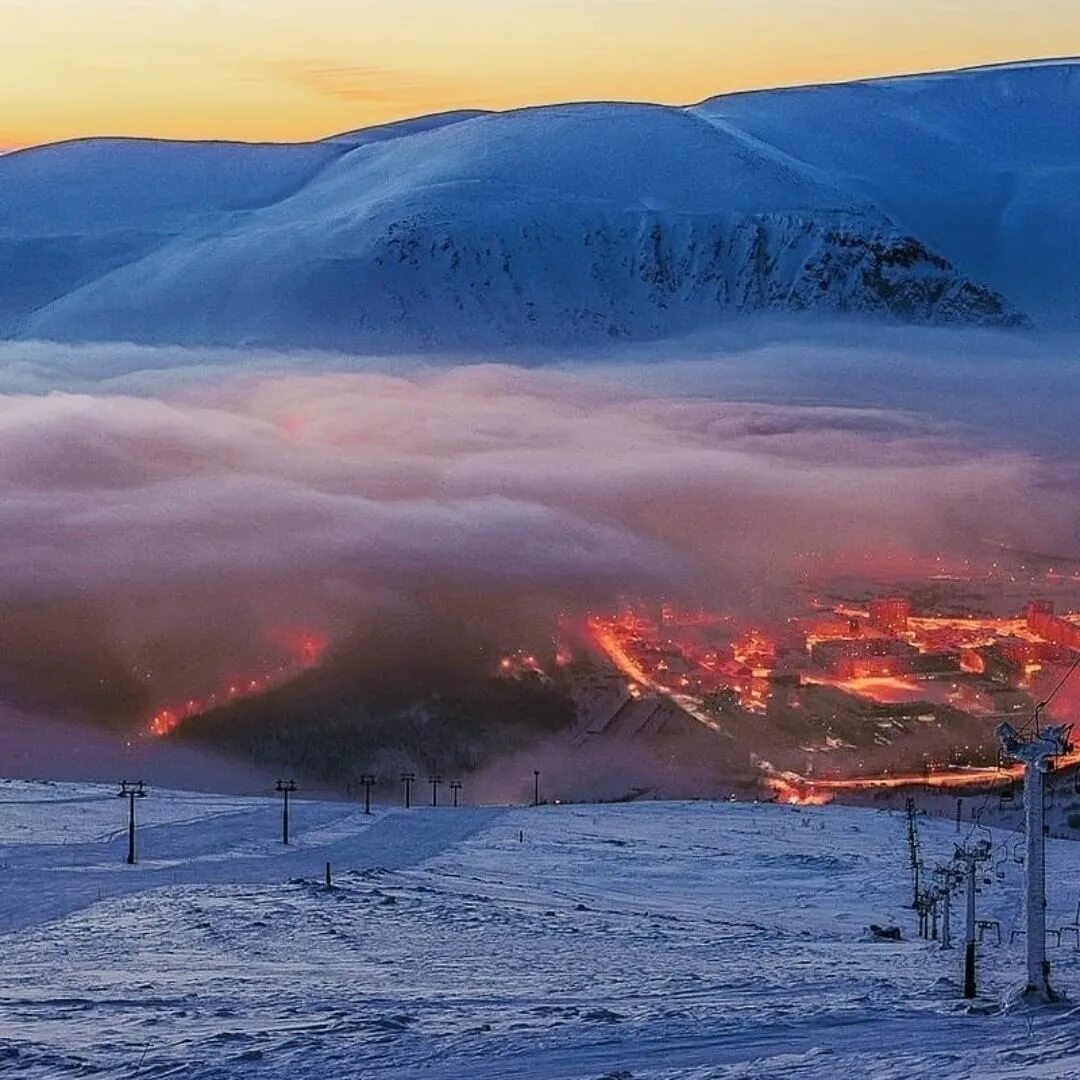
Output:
[{"xmin": 3, "ymin": 60, "xmax": 1078, "ymax": 351}]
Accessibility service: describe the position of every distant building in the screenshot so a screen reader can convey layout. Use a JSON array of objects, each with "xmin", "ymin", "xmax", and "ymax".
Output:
[
  {"xmin": 1027, "ymin": 599, "xmax": 1055, "ymax": 621},
  {"xmin": 997, "ymin": 636, "xmax": 1053, "ymax": 667},
  {"xmin": 869, "ymin": 597, "xmax": 911, "ymax": 635},
  {"xmin": 1026, "ymin": 599, "xmax": 1080, "ymax": 651},
  {"xmin": 909, "ymin": 651, "xmax": 961, "ymax": 675},
  {"xmin": 766, "ymin": 671, "xmax": 801, "ymax": 687},
  {"xmin": 978, "ymin": 645, "xmax": 1024, "ymax": 687},
  {"xmin": 987, "ymin": 687, "xmax": 1032, "ymax": 715},
  {"xmin": 810, "ymin": 638, "xmax": 917, "ymax": 679},
  {"xmin": 731, "ymin": 629, "xmax": 777, "ymax": 674},
  {"xmin": 804, "ymin": 615, "xmax": 862, "ymax": 643}
]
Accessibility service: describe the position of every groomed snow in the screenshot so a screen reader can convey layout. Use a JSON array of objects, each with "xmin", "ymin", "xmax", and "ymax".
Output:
[{"xmin": 4, "ymin": 783, "xmax": 1080, "ymax": 1077}]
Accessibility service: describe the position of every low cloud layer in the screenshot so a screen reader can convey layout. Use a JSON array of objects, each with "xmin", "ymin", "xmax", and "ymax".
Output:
[{"xmin": 0, "ymin": 328, "xmax": 1076, "ymax": 729}]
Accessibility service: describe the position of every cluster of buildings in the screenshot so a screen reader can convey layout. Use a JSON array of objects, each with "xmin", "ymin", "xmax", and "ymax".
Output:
[
  {"xmin": 969, "ymin": 601, "xmax": 1080, "ymax": 688},
  {"xmin": 1025, "ymin": 600, "xmax": 1080, "ymax": 651},
  {"xmin": 572, "ymin": 582, "xmax": 1080, "ymax": 785},
  {"xmin": 808, "ymin": 600, "xmax": 960, "ymax": 679},
  {"xmin": 588, "ymin": 591, "xmax": 1080, "ymax": 724}
]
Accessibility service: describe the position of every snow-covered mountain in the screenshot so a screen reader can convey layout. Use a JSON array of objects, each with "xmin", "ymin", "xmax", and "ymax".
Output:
[{"xmin": 3, "ymin": 60, "xmax": 1077, "ymax": 351}]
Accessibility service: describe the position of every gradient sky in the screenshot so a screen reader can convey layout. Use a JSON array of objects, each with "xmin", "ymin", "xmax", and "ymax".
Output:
[{"xmin": 4, "ymin": 0, "xmax": 1080, "ymax": 148}]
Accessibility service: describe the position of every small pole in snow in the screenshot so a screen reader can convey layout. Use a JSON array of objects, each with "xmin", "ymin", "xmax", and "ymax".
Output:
[
  {"xmin": 533, "ymin": 769, "xmax": 541, "ymax": 807},
  {"xmin": 519, "ymin": 829, "xmax": 524, "ymax": 843},
  {"xmin": 360, "ymin": 774, "xmax": 375, "ymax": 815},
  {"xmin": 429, "ymin": 775, "xmax": 443, "ymax": 807},
  {"xmin": 117, "ymin": 780, "xmax": 147, "ymax": 865},
  {"xmin": 941, "ymin": 885, "xmax": 952, "ymax": 949},
  {"xmin": 325, "ymin": 862, "xmax": 332, "ymax": 889},
  {"xmin": 450, "ymin": 780, "xmax": 462, "ymax": 807},
  {"xmin": 275, "ymin": 779, "xmax": 296, "ymax": 844},
  {"xmin": 956, "ymin": 798, "xmax": 962, "ymax": 833},
  {"xmin": 401, "ymin": 772, "xmax": 415, "ymax": 809}
]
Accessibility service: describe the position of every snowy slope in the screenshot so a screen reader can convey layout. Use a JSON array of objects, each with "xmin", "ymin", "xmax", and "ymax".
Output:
[
  {"xmin": 695, "ymin": 60, "xmax": 1080, "ymax": 326},
  {"xmin": 5, "ymin": 787, "xmax": 1080, "ymax": 1078},
  {"xmin": 3, "ymin": 62, "xmax": 1078, "ymax": 350},
  {"xmin": 0, "ymin": 138, "xmax": 340, "ymax": 325}
]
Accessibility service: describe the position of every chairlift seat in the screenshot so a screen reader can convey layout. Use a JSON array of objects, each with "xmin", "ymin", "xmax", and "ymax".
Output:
[
  {"xmin": 1009, "ymin": 927, "xmax": 1063, "ymax": 946},
  {"xmin": 1058, "ymin": 925, "xmax": 1080, "ymax": 950}
]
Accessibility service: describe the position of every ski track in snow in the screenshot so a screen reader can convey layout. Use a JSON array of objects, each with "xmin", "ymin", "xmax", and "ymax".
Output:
[{"xmin": 2, "ymin": 786, "xmax": 1080, "ymax": 1077}]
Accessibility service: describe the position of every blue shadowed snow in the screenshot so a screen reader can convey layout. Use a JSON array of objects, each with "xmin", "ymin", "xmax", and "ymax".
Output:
[{"xmin": 4, "ymin": 786, "xmax": 1080, "ymax": 1077}]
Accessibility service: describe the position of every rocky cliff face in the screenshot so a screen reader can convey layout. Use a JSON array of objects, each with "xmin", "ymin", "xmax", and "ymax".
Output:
[
  {"xmin": 9, "ymin": 205, "xmax": 1019, "ymax": 352},
  {"xmin": 357, "ymin": 209, "xmax": 1019, "ymax": 346}
]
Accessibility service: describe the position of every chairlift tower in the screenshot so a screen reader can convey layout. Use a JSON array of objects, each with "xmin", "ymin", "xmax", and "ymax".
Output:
[
  {"xmin": 954, "ymin": 839, "xmax": 992, "ymax": 998},
  {"xmin": 997, "ymin": 719, "xmax": 1072, "ymax": 1002},
  {"xmin": 933, "ymin": 863, "xmax": 961, "ymax": 950},
  {"xmin": 359, "ymin": 774, "xmax": 376, "ymax": 815},
  {"xmin": 117, "ymin": 780, "xmax": 147, "ymax": 865},
  {"xmin": 275, "ymin": 779, "xmax": 297, "ymax": 845},
  {"xmin": 905, "ymin": 797, "xmax": 923, "ymax": 907}
]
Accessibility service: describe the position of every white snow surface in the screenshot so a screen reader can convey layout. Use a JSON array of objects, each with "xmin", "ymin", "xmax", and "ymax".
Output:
[
  {"xmin": 4, "ymin": 61, "xmax": 1078, "ymax": 350},
  {"xmin": 6, "ymin": 782, "xmax": 1080, "ymax": 1077}
]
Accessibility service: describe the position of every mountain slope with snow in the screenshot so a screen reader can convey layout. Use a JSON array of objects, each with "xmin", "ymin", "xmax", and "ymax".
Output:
[
  {"xmin": 3, "ymin": 61, "xmax": 1077, "ymax": 351},
  {"xmin": 695, "ymin": 60, "xmax": 1080, "ymax": 327}
]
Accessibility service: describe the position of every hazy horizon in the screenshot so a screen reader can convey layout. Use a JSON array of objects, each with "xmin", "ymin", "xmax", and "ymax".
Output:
[
  {"xmin": 4, "ymin": 0, "xmax": 1080, "ymax": 149},
  {"xmin": 4, "ymin": 53, "xmax": 1079, "ymax": 155}
]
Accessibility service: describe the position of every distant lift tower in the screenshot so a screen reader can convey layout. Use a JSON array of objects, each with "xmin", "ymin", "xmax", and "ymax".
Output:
[
  {"xmin": 997, "ymin": 719, "xmax": 1072, "ymax": 1002},
  {"xmin": 275, "ymin": 779, "xmax": 297, "ymax": 845},
  {"xmin": 954, "ymin": 839, "xmax": 992, "ymax": 998},
  {"xmin": 117, "ymin": 780, "xmax": 147, "ymax": 865}
]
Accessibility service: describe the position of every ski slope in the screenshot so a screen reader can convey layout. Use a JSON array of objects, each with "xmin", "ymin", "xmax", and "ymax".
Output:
[
  {"xmin": 5, "ymin": 782, "xmax": 1080, "ymax": 1077},
  {"xmin": 4, "ymin": 60, "xmax": 1079, "ymax": 351}
]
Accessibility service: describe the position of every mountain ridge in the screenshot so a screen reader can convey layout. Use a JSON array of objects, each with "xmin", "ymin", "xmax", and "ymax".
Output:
[
  {"xmin": 3, "ymin": 60, "xmax": 1076, "ymax": 351},
  {"xmin": 9, "ymin": 56, "xmax": 1076, "ymax": 154}
]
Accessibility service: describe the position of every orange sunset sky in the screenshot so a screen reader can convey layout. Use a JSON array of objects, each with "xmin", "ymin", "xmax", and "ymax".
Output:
[{"xmin": 4, "ymin": 0, "xmax": 1080, "ymax": 149}]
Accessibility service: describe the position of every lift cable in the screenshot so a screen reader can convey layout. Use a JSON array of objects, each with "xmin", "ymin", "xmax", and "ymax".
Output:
[{"xmin": 1024, "ymin": 651, "xmax": 1080, "ymax": 737}]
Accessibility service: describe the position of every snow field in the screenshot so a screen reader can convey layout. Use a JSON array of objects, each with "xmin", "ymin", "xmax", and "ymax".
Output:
[{"xmin": 2, "ymin": 787, "xmax": 1080, "ymax": 1077}]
